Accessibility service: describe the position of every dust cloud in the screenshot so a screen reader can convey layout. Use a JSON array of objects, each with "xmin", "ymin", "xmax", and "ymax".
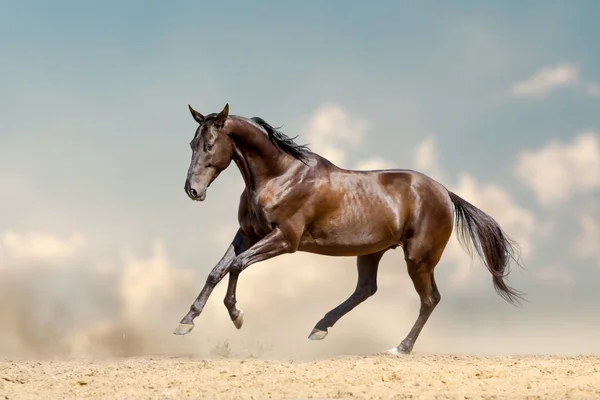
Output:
[{"xmin": 0, "ymin": 230, "xmax": 598, "ymax": 361}]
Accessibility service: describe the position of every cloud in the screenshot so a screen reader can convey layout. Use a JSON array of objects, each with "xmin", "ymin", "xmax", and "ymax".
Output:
[
  {"xmin": 301, "ymin": 103, "xmax": 400, "ymax": 175},
  {"xmin": 515, "ymin": 131, "xmax": 600, "ymax": 207},
  {"xmin": 301, "ymin": 103, "xmax": 369, "ymax": 168},
  {"xmin": 510, "ymin": 63, "xmax": 600, "ymax": 99},
  {"xmin": 1, "ymin": 231, "xmax": 86, "ymax": 264},
  {"xmin": 118, "ymin": 241, "xmax": 196, "ymax": 325},
  {"xmin": 572, "ymin": 212, "xmax": 600, "ymax": 265},
  {"xmin": 511, "ymin": 63, "xmax": 579, "ymax": 98},
  {"xmin": 413, "ymin": 136, "xmax": 442, "ymax": 181},
  {"xmin": 354, "ymin": 157, "xmax": 397, "ymax": 171},
  {"xmin": 588, "ymin": 83, "xmax": 600, "ymax": 98},
  {"xmin": 0, "ymin": 231, "xmax": 205, "ymax": 358}
]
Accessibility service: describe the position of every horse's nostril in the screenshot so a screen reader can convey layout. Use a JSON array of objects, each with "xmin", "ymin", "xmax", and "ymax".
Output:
[{"xmin": 189, "ymin": 188, "xmax": 198, "ymax": 197}]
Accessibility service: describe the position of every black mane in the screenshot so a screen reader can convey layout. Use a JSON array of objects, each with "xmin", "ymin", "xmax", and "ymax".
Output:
[{"xmin": 250, "ymin": 117, "xmax": 312, "ymax": 163}]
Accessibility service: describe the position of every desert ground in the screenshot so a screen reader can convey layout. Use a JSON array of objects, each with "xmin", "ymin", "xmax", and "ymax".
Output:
[{"xmin": 1, "ymin": 354, "xmax": 599, "ymax": 400}]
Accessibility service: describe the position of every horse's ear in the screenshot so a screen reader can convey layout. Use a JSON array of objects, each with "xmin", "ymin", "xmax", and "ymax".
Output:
[
  {"xmin": 214, "ymin": 103, "xmax": 229, "ymax": 128},
  {"xmin": 188, "ymin": 104, "xmax": 204, "ymax": 124}
]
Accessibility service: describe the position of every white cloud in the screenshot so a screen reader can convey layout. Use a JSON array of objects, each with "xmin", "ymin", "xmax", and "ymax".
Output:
[
  {"xmin": 0, "ymin": 231, "xmax": 211, "ymax": 358},
  {"xmin": 413, "ymin": 136, "xmax": 443, "ymax": 181},
  {"xmin": 1, "ymin": 231, "xmax": 85, "ymax": 264},
  {"xmin": 515, "ymin": 131, "xmax": 600, "ymax": 207},
  {"xmin": 588, "ymin": 83, "xmax": 600, "ymax": 98},
  {"xmin": 301, "ymin": 103, "xmax": 398, "ymax": 172},
  {"xmin": 511, "ymin": 63, "xmax": 579, "ymax": 98},
  {"xmin": 510, "ymin": 62, "xmax": 600, "ymax": 99},
  {"xmin": 354, "ymin": 157, "xmax": 396, "ymax": 171},
  {"xmin": 302, "ymin": 103, "xmax": 369, "ymax": 168},
  {"xmin": 118, "ymin": 240, "xmax": 196, "ymax": 324},
  {"xmin": 572, "ymin": 213, "xmax": 600, "ymax": 265}
]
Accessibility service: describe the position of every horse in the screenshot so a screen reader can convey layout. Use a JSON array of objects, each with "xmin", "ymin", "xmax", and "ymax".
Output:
[{"xmin": 175, "ymin": 103, "xmax": 524, "ymax": 354}]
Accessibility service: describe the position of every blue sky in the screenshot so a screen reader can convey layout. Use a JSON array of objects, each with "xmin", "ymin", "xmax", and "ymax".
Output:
[{"xmin": 1, "ymin": 1, "xmax": 599, "ymax": 357}]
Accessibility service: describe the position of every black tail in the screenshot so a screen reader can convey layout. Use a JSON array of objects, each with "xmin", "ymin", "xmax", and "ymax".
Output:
[{"xmin": 447, "ymin": 191, "xmax": 525, "ymax": 306}]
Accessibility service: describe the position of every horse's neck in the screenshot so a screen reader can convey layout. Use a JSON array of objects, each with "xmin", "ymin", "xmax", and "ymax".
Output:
[
  {"xmin": 232, "ymin": 146, "xmax": 255, "ymax": 190},
  {"xmin": 229, "ymin": 119, "xmax": 288, "ymax": 190}
]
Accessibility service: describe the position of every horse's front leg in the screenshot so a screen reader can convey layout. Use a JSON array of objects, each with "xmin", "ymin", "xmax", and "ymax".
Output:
[
  {"xmin": 223, "ymin": 227, "xmax": 295, "ymax": 329},
  {"xmin": 173, "ymin": 229, "xmax": 252, "ymax": 335}
]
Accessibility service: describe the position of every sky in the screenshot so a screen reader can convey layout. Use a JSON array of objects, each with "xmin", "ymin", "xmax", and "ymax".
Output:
[{"xmin": 1, "ymin": 1, "xmax": 599, "ymax": 359}]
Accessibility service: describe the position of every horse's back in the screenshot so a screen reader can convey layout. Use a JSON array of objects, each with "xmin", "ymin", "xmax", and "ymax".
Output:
[
  {"xmin": 296, "ymin": 167, "xmax": 417, "ymax": 255},
  {"xmin": 297, "ymin": 165, "xmax": 454, "ymax": 256}
]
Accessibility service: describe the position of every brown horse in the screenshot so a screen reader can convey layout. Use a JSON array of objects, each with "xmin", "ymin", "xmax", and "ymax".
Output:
[{"xmin": 175, "ymin": 103, "xmax": 524, "ymax": 354}]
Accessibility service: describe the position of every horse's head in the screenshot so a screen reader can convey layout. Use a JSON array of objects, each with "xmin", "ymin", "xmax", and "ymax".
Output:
[{"xmin": 184, "ymin": 103, "xmax": 234, "ymax": 201}]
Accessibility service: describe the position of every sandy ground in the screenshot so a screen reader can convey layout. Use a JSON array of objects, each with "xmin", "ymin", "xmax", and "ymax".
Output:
[{"xmin": 1, "ymin": 354, "xmax": 599, "ymax": 400}]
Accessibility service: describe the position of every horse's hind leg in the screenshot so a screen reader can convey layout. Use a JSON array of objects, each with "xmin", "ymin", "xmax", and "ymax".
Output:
[
  {"xmin": 308, "ymin": 250, "xmax": 386, "ymax": 340},
  {"xmin": 387, "ymin": 237, "xmax": 447, "ymax": 355}
]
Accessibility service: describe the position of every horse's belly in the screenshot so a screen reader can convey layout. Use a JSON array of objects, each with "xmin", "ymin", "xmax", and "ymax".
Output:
[
  {"xmin": 298, "ymin": 240, "xmax": 398, "ymax": 257},
  {"xmin": 298, "ymin": 215, "xmax": 401, "ymax": 257},
  {"xmin": 297, "ymin": 173, "xmax": 408, "ymax": 256}
]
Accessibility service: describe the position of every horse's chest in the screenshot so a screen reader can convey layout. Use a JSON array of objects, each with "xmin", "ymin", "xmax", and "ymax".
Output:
[{"xmin": 243, "ymin": 195, "xmax": 277, "ymax": 237}]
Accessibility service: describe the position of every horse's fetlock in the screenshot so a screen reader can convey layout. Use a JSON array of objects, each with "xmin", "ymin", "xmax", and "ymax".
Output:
[
  {"xmin": 223, "ymin": 296, "xmax": 236, "ymax": 309},
  {"xmin": 365, "ymin": 284, "xmax": 378, "ymax": 297}
]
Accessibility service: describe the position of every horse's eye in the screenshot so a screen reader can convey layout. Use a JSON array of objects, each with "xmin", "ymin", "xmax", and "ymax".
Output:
[{"xmin": 207, "ymin": 143, "xmax": 214, "ymax": 151}]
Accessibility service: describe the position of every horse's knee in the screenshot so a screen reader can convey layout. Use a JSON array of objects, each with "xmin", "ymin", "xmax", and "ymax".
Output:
[
  {"xmin": 206, "ymin": 272, "xmax": 220, "ymax": 286},
  {"xmin": 230, "ymin": 257, "xmax": 243, "ymax": 273}
]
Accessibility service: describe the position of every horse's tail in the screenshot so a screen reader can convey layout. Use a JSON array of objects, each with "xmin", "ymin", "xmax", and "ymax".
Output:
[{"xmin": 447, "ymin": 190, "xmax": 525, "ymax": 306}]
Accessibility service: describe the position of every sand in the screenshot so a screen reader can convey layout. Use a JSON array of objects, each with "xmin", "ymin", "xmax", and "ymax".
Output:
[{"xmin": 1, "ymin": 354, "xmax": 599, "ymax": 399}]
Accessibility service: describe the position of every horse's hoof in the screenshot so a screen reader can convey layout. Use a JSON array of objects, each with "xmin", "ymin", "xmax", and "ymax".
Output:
[
  {"xmin": 308, "ymin": 328, "xmax": 328, "ymax": 340},
  {"xmin": 233, "ymin": 309, "xmax": 244, "ymax": 330},
  {"xmin": 173, "ymin": 322, "xmax": 195, "ymax": 335},
  {"xmin": 385, "ymin": 346, "xmax": 411, "ymax": 355}
]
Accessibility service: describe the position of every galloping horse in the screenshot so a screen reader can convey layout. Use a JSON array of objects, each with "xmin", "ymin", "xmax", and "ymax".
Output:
[{"xmin": 175, "ymin": 103, "xmax": 524, "ymax": 354}]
